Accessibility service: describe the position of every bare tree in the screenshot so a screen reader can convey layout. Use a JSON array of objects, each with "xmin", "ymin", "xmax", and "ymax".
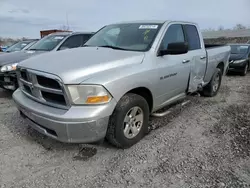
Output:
[
  {"xmin": 218, "ymin": 26, "xmax": 224, "ymax": 31},
  {"xmin": 202, "ymin": 28, "xmax": 216, "ymax": 32},
  {"xmin": 233, "ymin": 24, "xmax": 247, "ymax": 30},
  {"xmin": 58, "ymin": 25, "xmax": 70, "ymax": 31}
]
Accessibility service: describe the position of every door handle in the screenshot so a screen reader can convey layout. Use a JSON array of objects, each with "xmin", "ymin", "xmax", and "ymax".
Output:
[
  {"xmin": 182, "ymin": 59, "xmax": 190, "ymax": 63},
  {"xmin": 200, "ymin": 56, "xmax": 206, "ymax": 60}
]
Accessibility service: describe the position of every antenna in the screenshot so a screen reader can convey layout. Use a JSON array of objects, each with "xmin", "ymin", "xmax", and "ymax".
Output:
[{"xmin": 66, "ymin": 12, "xmax": 69, "ymax": 30}]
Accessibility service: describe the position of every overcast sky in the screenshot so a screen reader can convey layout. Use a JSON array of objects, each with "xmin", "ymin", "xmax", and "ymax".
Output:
[{"xmin": 0, "ymin": 0, "xmax": 249, "ymax": 38}]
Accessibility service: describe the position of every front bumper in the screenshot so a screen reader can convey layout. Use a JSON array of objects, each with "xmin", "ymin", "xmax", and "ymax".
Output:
[
  {"xmin": 228, "ymin": 61, "xmax": 247, "ymax": 72},
  {"xmin": 13, "ymin": 89, "xmax": 117, "ymax": 143},
  {"xmin": 0, "ymin": 71, "xmax": 18, "ymax": 90}
]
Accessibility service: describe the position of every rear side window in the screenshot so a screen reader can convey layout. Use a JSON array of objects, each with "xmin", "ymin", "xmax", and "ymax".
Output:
[
  {"xmin": 184, "ymin": 25, "xmax": 201, "ymax": 50},
  {"xmin": 82, "ymin": 34, "xmax": 93, "ymax": 44},
  {"xmin": 161, "ymin": 24, "xmax": 185, "ymax": 50}
]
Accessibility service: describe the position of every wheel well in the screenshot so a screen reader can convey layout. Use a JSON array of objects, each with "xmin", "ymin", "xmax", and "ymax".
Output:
[
  {"xmin": 217, "ymin": 62, "xmax": 224, "ymax": 74},
  {"xmin": 127, "ymin": 87, "xmax": 153, "ymax": 112}
]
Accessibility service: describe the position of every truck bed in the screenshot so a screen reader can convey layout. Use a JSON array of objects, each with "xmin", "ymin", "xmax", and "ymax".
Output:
[
  {"xmin": 204, "ymin": 45, "xmax": 231, "ymax": 82},
  {"xmin": 205, "ymin": 44, "xmax": 227, "ymax": 49}
]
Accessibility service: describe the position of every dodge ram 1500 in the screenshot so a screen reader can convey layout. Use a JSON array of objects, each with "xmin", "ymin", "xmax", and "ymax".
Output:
[{"xmin": 13, "ymin": 20, "xmax": 231, "ymax": 148}]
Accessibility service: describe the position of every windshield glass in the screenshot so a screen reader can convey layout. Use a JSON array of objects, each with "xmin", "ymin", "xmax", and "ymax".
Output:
[
  {"xmin": 29, "ymin": 35, "xmax": 66, "ymax": 51},
  {"xmin": 22, "ymin": 41, "xmax": 37, "ymax": 51},
  {"xmin": 85, "ymin": 23, "xmax": 163, "ymax": 51},
  {"xmin": 6, "ymin": 41, "xmax": 32, "ymax": 52},
  {"xmin": 230, "ymin": 45, "xmax": 249, "ymax": 54}
]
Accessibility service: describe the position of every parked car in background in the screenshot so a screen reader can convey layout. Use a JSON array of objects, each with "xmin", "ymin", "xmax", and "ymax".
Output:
[
  {"xmin": 0, "ymin": 45, "xmax": 10, "ymax": 52},
  {"xmin": 40, "ymin": 29, "xmax": 72, "ymax": 38},
  {"xmin": 228, "ymin": 44, "xmax": 250, "ymax": 76},
  {"xmin": 5, "ymin": 39, "xmax": 39, "ymax": 53},
  {"xmin": 13, "ymin": 20, "xmax": 230, "ymax": 148},
  {"xmin": 21, "ymin": 40, "xmax": 39, "ymax": 51},
  {"xmin": 0, "ymin": 31, "xmax": 94, "ymax": 90}
]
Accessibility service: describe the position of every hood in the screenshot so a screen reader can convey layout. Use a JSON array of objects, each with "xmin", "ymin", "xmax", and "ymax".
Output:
[
  {"xmin": 19, "ymin": 47, "xmax": 145, "ymax": 84},
  {"xmin": 0, "ymin": 50, "xmax": 46, "ymax": 66},
  {"xmin": 229, "ymin": 53, "xmax": 247, "ymax": 61}
]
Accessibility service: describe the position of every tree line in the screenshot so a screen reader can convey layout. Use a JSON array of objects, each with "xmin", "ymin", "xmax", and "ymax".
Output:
[{"xmin": 203, "ymin": 24, "xmax": 249, "ymax": 32}]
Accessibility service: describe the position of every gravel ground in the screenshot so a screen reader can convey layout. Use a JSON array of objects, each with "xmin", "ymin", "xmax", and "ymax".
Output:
[{"xmin": 0, "ymin": 74, "xmax": 250, "ymax": 188}]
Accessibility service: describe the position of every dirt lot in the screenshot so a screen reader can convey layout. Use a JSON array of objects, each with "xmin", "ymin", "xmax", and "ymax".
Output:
[{"xmin": 0, "ymin": 74, "xmax": 250, "ymax": 188}]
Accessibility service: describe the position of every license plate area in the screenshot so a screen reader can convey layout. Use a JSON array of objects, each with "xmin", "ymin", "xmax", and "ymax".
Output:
[{"xmin": 4, "ymin": 77, "xmax": 10, "ymax": 82}]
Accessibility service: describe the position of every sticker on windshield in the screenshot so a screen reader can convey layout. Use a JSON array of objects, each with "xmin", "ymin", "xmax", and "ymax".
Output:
[
  {"xmin": 54, "ymin": 36, "xmax": 64, "ymax": 40},
  {"xmin": 139, "ymin": 25, "xmax": 158, "ymax": 29}
]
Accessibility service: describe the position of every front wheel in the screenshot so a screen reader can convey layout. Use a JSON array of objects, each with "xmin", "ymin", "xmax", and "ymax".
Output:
[
  {"xmin": 202, "ymin": 68, "xmax": 222, "ymax": 97},
  {"xmin": 240, "ymin": 63, "xmax": 248, "ymax": 76},
  {"xmin": 106, "ymin": 93, "xmax": 149, "ymax": 148}
]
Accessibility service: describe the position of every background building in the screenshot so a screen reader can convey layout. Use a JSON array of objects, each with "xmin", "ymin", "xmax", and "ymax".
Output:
[{"xmin": 202, "ymin": 29, "xmax": 250, "ymax": 44}]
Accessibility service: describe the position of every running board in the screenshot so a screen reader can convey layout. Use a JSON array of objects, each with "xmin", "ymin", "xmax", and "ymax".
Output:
[{"xmin": 151, "ymin": 100, "xmax": 191, "ymax": 117}]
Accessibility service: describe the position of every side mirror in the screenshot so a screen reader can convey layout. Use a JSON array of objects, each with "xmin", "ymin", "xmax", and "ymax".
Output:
[{"xmin": 158, "ymin": 42, "xmax": 188, "ymax": 56}]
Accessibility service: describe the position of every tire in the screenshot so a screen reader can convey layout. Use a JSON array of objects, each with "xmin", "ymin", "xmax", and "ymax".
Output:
[
  {"xmin": 106, "ymin": 93, "xmax": 149, "ymax": 149},
  {"xmin": 202, "ymin": 68, "xmax": 222, "ymax": 97},
  {"xmin": 240, "ymin": 63, "xmax": 248, "ymax": 76}
]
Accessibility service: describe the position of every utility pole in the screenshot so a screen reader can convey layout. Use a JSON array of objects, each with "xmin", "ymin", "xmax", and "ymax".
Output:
[{"xmin": 66, "ymin": 12, "xmax": 70, "ymax": 30}]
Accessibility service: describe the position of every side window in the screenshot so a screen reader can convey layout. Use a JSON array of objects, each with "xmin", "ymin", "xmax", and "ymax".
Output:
[
  {"xmin": 82, "ymin": 34, "xmax": 93, "ymax": 44},
  {"xmin": 161, "ymin": 24, "xmax": 185, "ymax": 50},
  {"xmin": 59, "ymin": 35, "xmax": 82, "ymax": 50},
  {"xmin": 184, "ymin": 25, "xmax": 201, "ymax": 50}
]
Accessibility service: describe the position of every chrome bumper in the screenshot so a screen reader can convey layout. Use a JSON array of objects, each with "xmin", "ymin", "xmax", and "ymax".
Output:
[{"xmin": 13, "ymin": 89, "xmax": 116, "ymax": 143}]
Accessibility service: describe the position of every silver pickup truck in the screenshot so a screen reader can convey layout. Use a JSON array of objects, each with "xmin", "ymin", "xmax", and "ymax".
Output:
[{"xmin": 13, "ymin": 20, "xmax": 230, "ymax": 148}]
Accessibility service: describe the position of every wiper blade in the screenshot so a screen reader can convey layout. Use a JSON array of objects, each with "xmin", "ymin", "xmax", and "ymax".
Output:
[{"xmin": 98, "ymin": 45, "xmax": 128, "ymax": 51}]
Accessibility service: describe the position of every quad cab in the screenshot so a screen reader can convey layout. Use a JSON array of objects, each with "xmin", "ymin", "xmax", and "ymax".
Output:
[{"xmin": 13, "ymin": 20, "xmax": 230, "ymax": 148}]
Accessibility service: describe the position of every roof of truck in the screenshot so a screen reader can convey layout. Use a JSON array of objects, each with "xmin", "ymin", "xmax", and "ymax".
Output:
[{"xmin": 110, "ymin": 20, "xmax": 198, "ymax": 25}]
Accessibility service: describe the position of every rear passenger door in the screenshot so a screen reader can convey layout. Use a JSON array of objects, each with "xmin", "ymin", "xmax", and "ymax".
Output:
[{"xmin": 183, "ymin": 24, "xmax": 207, "ymax": 92}]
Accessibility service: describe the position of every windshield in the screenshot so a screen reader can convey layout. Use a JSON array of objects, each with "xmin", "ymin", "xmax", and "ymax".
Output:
[
  {"xmin": 6, "ymin": 41, "xmax": 32, "ymax": 52},
  {"xmin": 230, "ymin": 45, "xmax": 249, "ymax": 54},
  {"xmin": 28, "ymin": 35, "xmax": 66, "ymax": 51},
  {"xmin": 85, "ymin": 23, "xmax": 163, "ymax": 51},
  {"xmin": 22, "ymin": 41, "xmax": 37, "ymax": 51}
]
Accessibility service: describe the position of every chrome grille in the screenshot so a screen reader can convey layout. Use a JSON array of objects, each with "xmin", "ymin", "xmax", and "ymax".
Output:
[{"xmin": 17, "ymin": 68, "xmax": 69, "ymax": 109}]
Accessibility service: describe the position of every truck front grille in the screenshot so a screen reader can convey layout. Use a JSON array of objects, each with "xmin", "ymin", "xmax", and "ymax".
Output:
[
  {"xmin": 17, "ymin": 68, "xmax": 69, "ymax": 109},
  {"xmin": 37, "ymin": 75, "xmax": 61, "ymax": 89}
]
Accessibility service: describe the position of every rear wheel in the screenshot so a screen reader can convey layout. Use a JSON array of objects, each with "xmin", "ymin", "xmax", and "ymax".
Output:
[
  {"xmin": 240, "ymin": 63, "xmax": 248, "ymax": 76},
  {"xmin": 106, "ymin": 93, "xmax": 149, "ymax": 148},
  {"xmin": 202, "ymin": 68, "xmax": 222, "ymax": 97}
]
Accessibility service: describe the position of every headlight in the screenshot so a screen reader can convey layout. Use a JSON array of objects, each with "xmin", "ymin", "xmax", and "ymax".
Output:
[
  {"xmin": 0, "ymin": 63, "xmax": 18, "ymax": 72},
  {"xmin": 233, "ymin": 59, "xmax": 246, "ymax": 64},
  {"xmin": 67, "ymin": 85, "xmax": 112, "ymax": 105}
]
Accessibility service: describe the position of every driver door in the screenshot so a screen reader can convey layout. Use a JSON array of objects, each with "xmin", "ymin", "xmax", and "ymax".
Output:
[{"xmin": 154, "ymin": 24, "xmax": 191, "ymax": 107}]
